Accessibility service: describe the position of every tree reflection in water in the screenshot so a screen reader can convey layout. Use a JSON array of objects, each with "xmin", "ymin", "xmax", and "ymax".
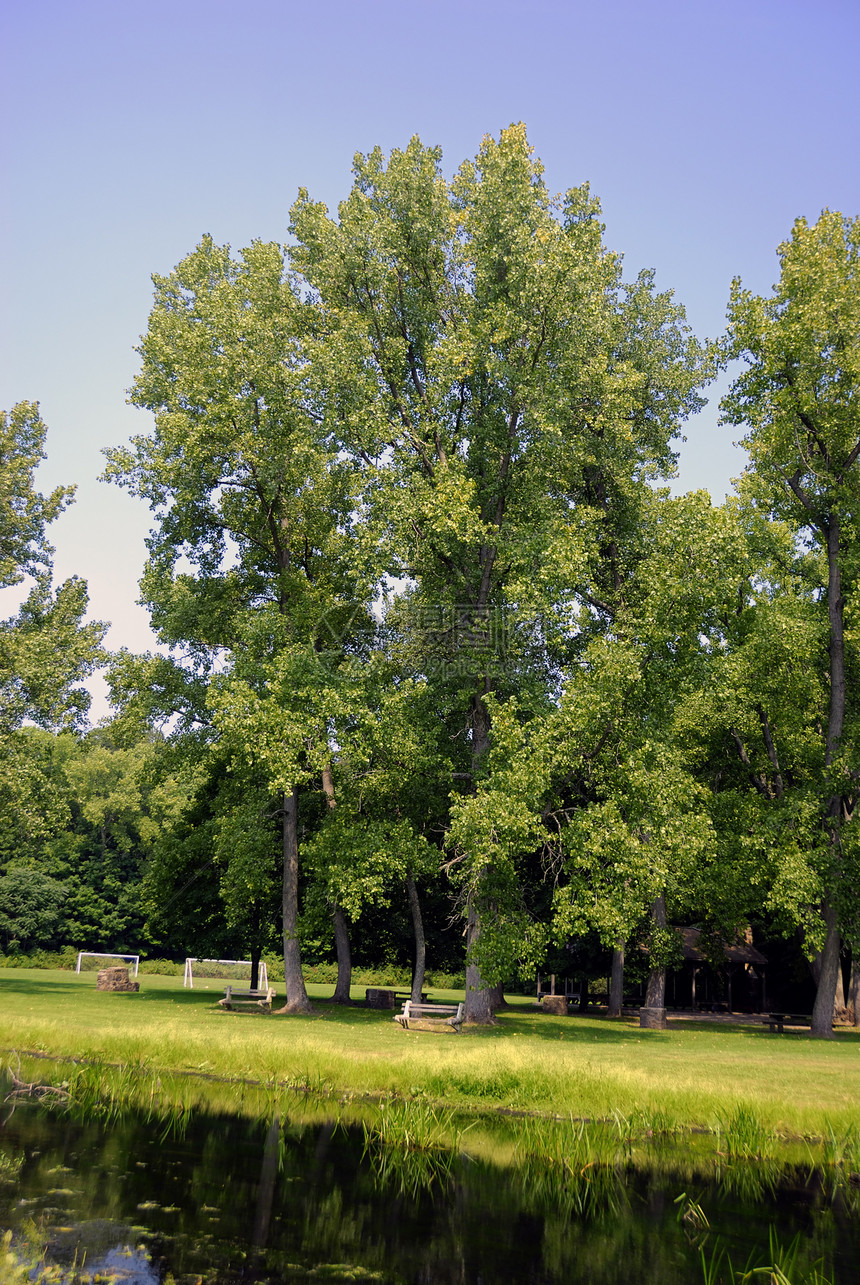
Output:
[{"xmin": 0, "ymin": 1096, "xmax": 857, "ymax": 1283}]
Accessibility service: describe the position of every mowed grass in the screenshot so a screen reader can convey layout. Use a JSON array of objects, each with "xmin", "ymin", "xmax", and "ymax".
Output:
[{"xmin": 1, "ymin": 969, "xmax": 858, "ymax": 1138}]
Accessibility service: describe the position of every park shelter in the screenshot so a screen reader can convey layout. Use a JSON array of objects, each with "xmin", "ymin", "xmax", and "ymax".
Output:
[{"xmin": 672, "ymin": 927, "xmax": 768, "ymax": 1012}]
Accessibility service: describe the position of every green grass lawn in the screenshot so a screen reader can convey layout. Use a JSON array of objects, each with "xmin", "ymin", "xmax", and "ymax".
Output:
[{"xmin": 2, "ymin": 969, "xmax": 858, "ymax": 1138}]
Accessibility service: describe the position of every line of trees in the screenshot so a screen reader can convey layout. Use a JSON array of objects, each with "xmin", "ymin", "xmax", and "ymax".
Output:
[{"xmin": 3, "ymin": 128, "xmax": 859, "ymax": 1035}]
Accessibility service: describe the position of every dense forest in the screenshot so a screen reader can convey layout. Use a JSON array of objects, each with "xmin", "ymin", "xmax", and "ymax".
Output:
[{"xmin": 2, "ymin": 128, "xmax": 859, "ymax": 1035}]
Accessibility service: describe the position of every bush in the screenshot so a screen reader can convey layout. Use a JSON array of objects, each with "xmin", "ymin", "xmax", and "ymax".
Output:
[
  {"xmin": 0, "ymin": 948, "xmax": 467, "ymax": 990},
  {"xmin": 137, "ymin": 958, "xmax": 184, "ymax": 976},
  {"xmin": 257, "ymin": 954, "xmax": 465, "ymax": 990},
  {"xmin": 0, "ymin": 946, "xmax": 78, "ymax": 970}
]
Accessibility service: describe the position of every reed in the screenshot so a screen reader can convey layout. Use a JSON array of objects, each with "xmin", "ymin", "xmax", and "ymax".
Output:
[
  {"xmin": 362, "ymin": 1097, "xmax": 469, "ymax": 1154},
  {"xmin": 361, "ymin": 1099, "xmax": 468, "ymax": 1198},
  {"xmin": 699, "ymin": 1227, "xmax": 834, "ymax": 1284},
  {"xmin": 714, "ymin": 1103, "xmax": 777, "ymax": 1160},
  {"xmin": 511, "ymin": 1116, "xmax": 629, "ymax": 1219}
]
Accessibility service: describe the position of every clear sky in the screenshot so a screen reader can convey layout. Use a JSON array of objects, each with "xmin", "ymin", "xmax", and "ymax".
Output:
[{"xmin": 2, "ymin": 0, "xmax": 859, "ymax": 720}]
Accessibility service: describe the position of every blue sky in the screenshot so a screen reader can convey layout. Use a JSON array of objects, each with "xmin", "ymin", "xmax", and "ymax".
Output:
[{"xmin": 2, "ymin": 0, "xmax": 859, "ymax": 718}]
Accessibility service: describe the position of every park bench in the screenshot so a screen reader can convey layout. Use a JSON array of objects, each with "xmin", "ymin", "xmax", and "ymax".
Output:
[
  {"xmin": 218, "ymin": 985, "xmax": 276, "ymax": 1012},
  {"xmin": 767, "ymin": 1012, "xmax": 812, "ymax": 1033},
  {"xmin": 394, "ymin": 1000, "xmax": 465, "ymax": 1032}
]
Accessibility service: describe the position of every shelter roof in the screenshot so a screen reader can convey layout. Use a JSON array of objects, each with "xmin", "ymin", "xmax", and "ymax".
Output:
[{"xmin": 677, "ymin": 926, "xmax": 767, "ymax": 966}]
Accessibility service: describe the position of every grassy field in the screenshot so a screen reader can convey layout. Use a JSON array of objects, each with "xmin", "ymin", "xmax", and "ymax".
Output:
[{"xmin": 2, "ymin": 969, "xmax": 858, "ymax": 1139}]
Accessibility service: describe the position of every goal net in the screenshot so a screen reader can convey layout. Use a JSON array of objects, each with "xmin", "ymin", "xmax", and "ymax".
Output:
[
  {"xmin": 76, "ymin": 951, "xmax": 140, "ymax": 977},
  {"xmin": 183, "ymin": 958, "xmax": 269, "ymax": 990}
]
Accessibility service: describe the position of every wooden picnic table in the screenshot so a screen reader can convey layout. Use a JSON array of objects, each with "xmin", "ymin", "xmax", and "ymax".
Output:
[{"xmin": 767, "ymin": 1012, "xmax": 812, "ymax": 1033}]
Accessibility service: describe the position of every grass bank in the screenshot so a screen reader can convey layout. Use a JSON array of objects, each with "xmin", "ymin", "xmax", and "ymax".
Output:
[{"xmin": 2, "ymin": 969, "xmax": 858, "ymax": 1138}]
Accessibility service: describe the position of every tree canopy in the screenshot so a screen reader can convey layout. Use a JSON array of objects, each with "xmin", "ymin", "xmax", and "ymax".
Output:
[{"xmin": 6, "ymin": 136, "xmax": 858, "ymax": 1036}]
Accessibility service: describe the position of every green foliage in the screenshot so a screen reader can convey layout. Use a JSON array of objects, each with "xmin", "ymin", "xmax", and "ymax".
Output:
[
  {"xmin": 0, "ymin": 866, "xmax": 66, "ymax": 952},
  {"xmin": 0, "ymin": 402, "xmax": 73, "ymax": 589},
  {"xmin": 96, "ymin": 138, "xmax": 860, "ymax": 1007},
  {"xmin": 718, "ymin": 210, "xmax": 860, "ymax": 973},
  {"xmin": 0, "ymin": 946, "xmax": 78, "ymax": 969},
  {"xmin": 0, "ymin": 403, "xmax": 106, "ymax": 737}
]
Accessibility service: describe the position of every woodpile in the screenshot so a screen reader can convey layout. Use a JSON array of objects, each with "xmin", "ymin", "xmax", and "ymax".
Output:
[{"xmin": 96, "ymin": 966, "xmax": 139, "ymax": 992}]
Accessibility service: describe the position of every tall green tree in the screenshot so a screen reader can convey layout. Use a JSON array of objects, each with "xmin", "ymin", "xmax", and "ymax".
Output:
[
  {"xmin": 105, "ymin": 239, "xmax": 372, "ymax": 1012},
  {"xmin": 1, "ymin": 402, "xmax": 105, "ymax": 738},
  {"xmin": 290, "ymin": 126, "xmax": 710, "ymax": 1019},
  {"xmin": 721, "ymin": 209, "xmax": 860, "ymax": 1036},
  {"xmin": 448, "ymin": 490, "xmax": 743, "ymax": 1009},
  {"xmin": 1, "ymin": 402, "xmax": 106, "ymax": 905}
]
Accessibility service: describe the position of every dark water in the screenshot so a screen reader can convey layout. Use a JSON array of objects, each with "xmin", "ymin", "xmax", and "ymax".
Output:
[{"xmin": 1, "ymin": 1098, "xmax": 858, "ymax": 1283}]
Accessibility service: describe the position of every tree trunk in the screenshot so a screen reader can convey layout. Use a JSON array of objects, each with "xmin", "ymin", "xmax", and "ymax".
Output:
[
  {"xmin": 250, "ymin": 903, "xmax": 261, "ymax": 990},
  {"xmin": 810, "ymin": 518, "xmax": 846, "ymax": 1038},
  {"xmin": 810, "ymin": 927, "xmax": 847, "ymax": 1019},
  {"xmin": 825, "ymin": 518, "xmax": 846, "ymax": 766},
  {"xmin": 331, "ymin": 906, "xmax": 353, "ymax": 1004},
  {"xmin": 406, "ymin": 873, "xmax": 426, "ymax": 1004},
  {"xmin": 834, "ymin": 958, "xmax": 847, "ymax": 1019},
  {"xmin": 277, "ymin": 787, "xmax": 313, "ymax": 1014},
  {"xmin": 251, "ymin": 1116, "xmax": 280, "ymax": 1253},
  {"xmin": 645, "ymin": 893, "xmax": 667, "ymax": 1008},
  {"xmin": 319, "ymin": 763, "xmax": 353, "ymax": 1005},
  {"xmin": 608, "ymin": 942, "xmax": 625, "ymax": 1017},
  {"xmin": 465, "ymin": 898, "xmax": 496, "ymax": 1024},
  {"xmin": 489, "ymin": 982, "xmax": 508, "ymax": 1011},
  {"xmin": 463, "ymin": 686, "xmax": 496, "ymax": 1024},
  {"xmin": 849, "ymin": 957, "xmax": 859, "ymax": 1028},
  {"xmin": 810, "ymin": 901, "xmax": 839, "ymax": 1038}
]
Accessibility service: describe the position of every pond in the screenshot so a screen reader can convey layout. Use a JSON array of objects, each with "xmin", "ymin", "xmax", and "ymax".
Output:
[{"xmin": 1, "ymin": 1082, "xmax": 858, "ymax": 1283}]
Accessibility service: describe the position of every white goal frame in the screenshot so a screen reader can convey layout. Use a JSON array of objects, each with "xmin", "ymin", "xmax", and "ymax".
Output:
[
  {"xmin": 183, "ymin": 957, "xmax": 269, "ymax": 990},
  {"xmin": 76, "ymin": 951, "xmax": 140, "ymax": 977}
]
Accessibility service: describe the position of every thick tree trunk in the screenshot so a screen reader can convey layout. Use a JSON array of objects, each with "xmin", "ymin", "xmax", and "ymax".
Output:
[
  {"xmin": 812, "ymin": 948, "xmax": 848, "ymax": 1019},
  {"xmin": 835, "ymin": 965, "xmax": 847, "ymax": 1019},
  {"xmin": 465, "ymin": 899, "xmax": 496, "ymax": 1024},
  {"xmin": 251, "ymin": 1116, "xmax": 280, "ymax": 1252},
  {"xmin": 277, "ymin": 787, "xmax": 313, "ymax": 1014},
  {"xmin": 809, "ymin": 519, "xmax": 846, "ymax": 1038},
  {"xmin": 331, "ymin": 906, "xmax": 353, "ymax": 1004},
  {"xmin": 810, "ymin": 901, "xmax": 839, "ymax": 1038},
  {"xmin": 644, "ymin": 894, "xmax": 667, "ymax": 1008},
  {"xmin": 849, "ymin": 958, "xmax": 860, "ymax": 1028},
  {"xmin": 406, "ymin": 873, "xmax": 426, "ymax": 1004},
  {"xmin": 489, "ymin": 982, "xmax": 508, "ymax": 1011},
  {"xmin": 608, "ymin": 942, "xmax": 625, "ymax": 1017}
]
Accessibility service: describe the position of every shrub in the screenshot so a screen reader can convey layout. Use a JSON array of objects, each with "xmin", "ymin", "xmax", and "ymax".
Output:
[{"xmin": 0, "ymin": 946, "xmax": 78, "ymax": 970}]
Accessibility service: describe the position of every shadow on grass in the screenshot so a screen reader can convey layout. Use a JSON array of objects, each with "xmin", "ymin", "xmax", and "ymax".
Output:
[{"xmin": 4, "ymin": 976, "xmax": 856, "ymax": 1046}]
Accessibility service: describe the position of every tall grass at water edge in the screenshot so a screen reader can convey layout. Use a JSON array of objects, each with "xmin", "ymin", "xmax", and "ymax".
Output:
[
  {"xmin": 3, "ymin": 1054, "xmax": 855, "ymax": 1285},
  {"xmin": 697, "ymin": 1227, "xmax": 835, "ymax": 1284}
]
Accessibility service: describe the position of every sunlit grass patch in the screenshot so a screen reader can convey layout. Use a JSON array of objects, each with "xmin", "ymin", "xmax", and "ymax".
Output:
[{"xmin": 1, "ymin": 969, "xmax": 859, "ymax": 1139}]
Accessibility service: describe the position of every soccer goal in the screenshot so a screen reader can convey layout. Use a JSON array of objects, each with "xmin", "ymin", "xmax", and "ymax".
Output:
[
  {"xmin": 76, "ymin": 951, "xmax": 140, "ymax": 977},
  {"xmin": 183, "ymin": 958, "xmax": 269, "ymax": 990}
]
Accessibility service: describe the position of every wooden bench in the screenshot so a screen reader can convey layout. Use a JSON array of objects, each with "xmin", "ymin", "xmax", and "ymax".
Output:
[
  {"xmin": 394, "ymin": 1000, "xmax": 465, "ymax": 1032},
  {"xmin": 767, "ymin": 1012, "xmax": 812, "ymax": 1033},
  {"xmin": 218, "ymin": 985, "xmax": 276, "ymax": 1012}
]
